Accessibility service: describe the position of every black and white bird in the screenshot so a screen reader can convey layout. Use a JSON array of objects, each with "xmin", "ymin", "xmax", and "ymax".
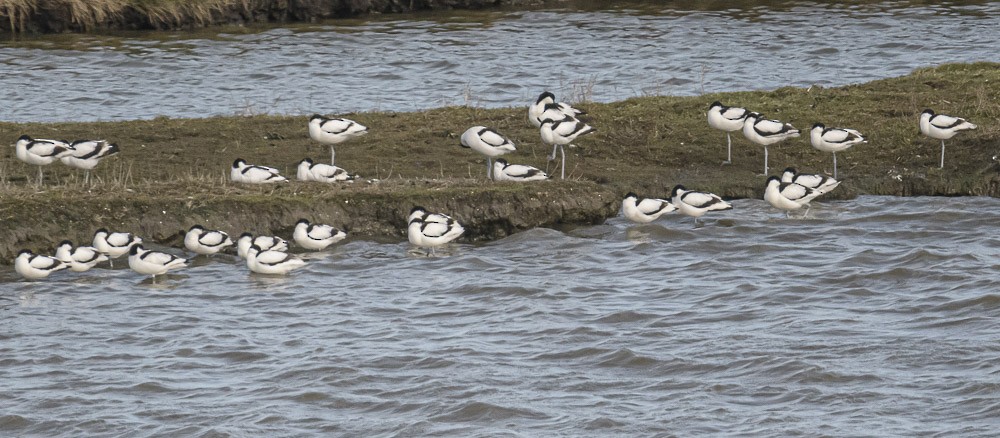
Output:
[
  {"xmin": 670, "ymin": 185, "xmax": 733, "ymax": 226},
  {"xmin": 245, "ymin": 245, "xmax": 306, "ymax": 275},
  {"xmin": 809, "ymin": 123, "xmax": 865, "ymax": 179},
  {"xmin": 61, "ymin": 140, "xmax": 120, "ymax": 184},
  {"xmin": 492, "ymin": 158, "xmax": 549, "ymax": 182},
  {"xmin": 707, "ymin": 101, "xmax": 750, "ymax": 164},
  {"xmin": 237, "ymin": 233, "xmax": 289, "ymax": 259},
  {"xmin": 742, "ymin": 113, "xmax": 800, "ymax": 175},
  {"xmin": 528, "ymin": 91, "xmax": 585, "ymax": 128},
  {"xmin": 55, "ymin": 240, "xmax": 109, "ymax": 272},
  {"xmin": 93, "ymin": 228, "xmax": 142, "ymax": 268},
  {"xmin": 15, "ymin": 249, "xmax": 69, "ymax": 280},
  {"xmin": 184, "ymin": 225, "xmax": 234, "ymax": 256},
  {"xmin": 230, "ymin": 158, "xmax": 287, "ymax": 184},
  {"xmin": 622, "ymin": 192, "xmax": 676, "ymax": 224},
  {"xmin": 308, "ymin": 114, "xmax": 369, "ymax": 165},
  {"xmin": 460, "ymin": 126, "xmax": 516, "ymax": 180},
  {"xmin": 293, "ymin": 219, "xmax": 347, "ymax": 251},
  {"xmin": 408, "ymin": 206, "xmax": 453, "ymax": 227},
  {"xmin": 539, "ymin": 116, "xmax": 595, "ymax": 179},
  {"xmin": 407, "ymin": 206, "xmax": 464, "ymax": 254},
  {"xmin": 127, "ymin": 244, "xmax": 189, "ymax": 278},
  {"xmin": 297, "ymin": 158, "xmax": 355, "ymax": 183},
  {"xmin": 14, "ymin": 135, "xmax": 74, "ymax": 187},
  {"xmin": 919, "ymin": 109, "xmax": 978, "ymax": 169},
  {"xmin": 780, "ymin": 168, "xmax": 840, "ymax": 194},
  {"xmin": 764, "ymin": 176, "xmax": 823, "ymax": 215}
]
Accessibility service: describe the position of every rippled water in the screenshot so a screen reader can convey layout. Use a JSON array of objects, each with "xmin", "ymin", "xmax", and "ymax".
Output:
[
  {"xmin": 3, "ymin": 196, "xmax": 999, "ymax": 435},
  {"xmin": 1, "ymin": 1, "xmax": 999, "ymax": 122}
]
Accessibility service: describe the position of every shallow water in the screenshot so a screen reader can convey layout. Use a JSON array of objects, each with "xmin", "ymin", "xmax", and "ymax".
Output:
[
  {"xmin": 1, "ymin": 1, "xmax": 999, "ymax": 122},
  {"xmin": 3, "ymin": 196, "xmax": 999, "ymax": 436}
]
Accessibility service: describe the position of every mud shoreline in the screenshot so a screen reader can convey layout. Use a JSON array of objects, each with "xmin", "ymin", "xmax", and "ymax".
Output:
[{"xmin": 1, "ymin": 63, "xmax": 997, "ymax": 264}]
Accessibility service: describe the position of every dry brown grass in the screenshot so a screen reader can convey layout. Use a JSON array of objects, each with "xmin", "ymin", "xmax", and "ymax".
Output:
[
  {"xmin": 0, "ymin": 0, "xmax": 252, "ymax": 32},
  {"xmin": 0, "ymin": 0, "xmax": 34, "ymax": 32}
]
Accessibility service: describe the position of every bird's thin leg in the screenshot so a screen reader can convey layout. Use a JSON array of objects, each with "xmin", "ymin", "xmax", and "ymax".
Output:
[
  {"xmin": 330, "ymin": 146, "xmax": 336, "ymax": 166},
  {"xmin": 487, "ymin": 158, "xmax": 492, "ymax": 180},
  {"xmin": 560, "ymin": 145, "xmax": 566, "ymax": 180},
  {"xmin": 724, "ymin": 133, "xmax": 732, "ymax": 164},
  {"xmin": 549, "ymin": 144, "xmax": 558, "ymax": 161},
  {"xmin": 85, "ymin": 170, "xmax": 90, "ymax": 186},
  {"xmin": 763, "ymin": 146, "xmax": 769, "ymax": 175},
  {"xmin": 833, "ymin": 152, "xmax": 838, "ymax": 179},
  {"xmin": 940, "ymin": 140, "xmax": 946, "ymax": 169},
  {"xmin": 37, "ymin": 167, "xmax": 43, "ymax": 188}
]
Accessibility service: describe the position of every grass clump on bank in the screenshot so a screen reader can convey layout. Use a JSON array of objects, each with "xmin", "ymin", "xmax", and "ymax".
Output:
[
  {"xmin": 0, "ymin": 62, "xmax": 998, "ymax": 262},
  {"xmin": 0, "ymin": 0, "xmax": 562, "ymax": 33}
]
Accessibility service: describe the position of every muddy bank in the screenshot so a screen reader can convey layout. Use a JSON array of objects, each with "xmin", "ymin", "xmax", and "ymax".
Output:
[
  {"xmin": 1, "ymin": 62, "xmax": 999, "ymax": 263},
  {"xmin": 0, "ymin": 180, "xmax": 617, "ymax": 263},
  {"xmin": 0, "ymin": 0, "xmax": 561, "ymax": 34}
]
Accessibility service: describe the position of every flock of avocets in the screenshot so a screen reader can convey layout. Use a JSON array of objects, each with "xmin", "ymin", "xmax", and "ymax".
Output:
[{"xmin": 12, "ymin": 92, "xmax": 979, "ymax": 281}]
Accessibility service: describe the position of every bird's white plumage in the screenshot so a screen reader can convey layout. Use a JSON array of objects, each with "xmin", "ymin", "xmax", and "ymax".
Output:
[
  {"xmin": 809, "ymin": 123, "xmax": 865, "ymax": 179},
  {"xmin": 540, "ymin": 116, "xmax": 595, "ymax": 179},
  {"xmin": 297, "ymin": 158, "xmax": 354, "ymax": 182},
  {"xmin": 184, "ymin": 226, "xmax": 234, "ymax": 255},
  {"xmin": 741, "ymin": 113, "xmax": 800, "ymax": 174},
  {"xmin": 246, "ymin": 245, "xmax": 306, "ymax": 275},
  {"xmin": 919, "ymin": 109, "xmax": 977, "ymax": 169},
  {"xmin": 55, "ymin": 241, "xmax": 109, "ymax": 272},
  {"xmin": 764, "ymin": 177, "xmax": 821, "ymax": 211},
  {"xmin": 128, "ymin": 245, "xmax": 188, "ymax": 277},
  {"xmin": 780, "ymin": 168, "xmax": 840, "ymax": 194},
  {"xmin": 622, "ymin": 193, "xmax": 676, "ymax": 224},
  {"xmin": 493, "ymin": 159, "xmax": 548, "ymax": 181},
  {"xmin": 231, "ymin": 159, "xmax": 287, "ymax": 184},
  {"xmin": 810, "ymin": 125, "xmax": 865, "ymax": 153},
  {"xmin": 460, "ymin": 126, "xmax": 516, "ymax": 180},
  {"xmin": 671, "ymin": 185, "xmax": 733, "ymax": 221},
  {"xmin": 308, "ymin": 114, "xmax": 368, "ymax": 165},
  {"xmin": 14, "ymin": 135, "xmax": 73, "ymax": 166},
  {"xmin": 407, "ymin": 207, "xmax": 464, "ymax": 249},
  {"xmin": 460, "ymin": 126, "xmax": 516, "ymax": 158},
  {"xmin": 707, "ymin": 101, "xmax": 749, "ymax": 132},
  {"xmin": 60, "ymin": 140, "xmax": 120, "ymax": 170},
  {"xmin": 294, "ymin": 219, "xmax": 347, "ymax": 250},
  {"xmin": 93, "ymin": 228, "xmax": 142, "ymax": 259},
  {"xmin": 743, "ymin": 114, "xmax": 800, "ymax": 145},
  {"xmin": 708, "ymin": 101, "xmax": 751, "ymax": 163},
  {"xmin": 308, "ymin": 115, "xmax": 368, "ymax": 145},
  {"xmin": 529, "ymin": 92, "xmax": 585, "ymax": 128},
  {"xmin": 237, "ymin": 234, "xmax": 289, "ymax": 259},
  {"xmin": 540, "ymin": 116, "xmax": 594, "ymax": 147},
  {"xmin": 408, "ymin": 207, "xmax": 452, "ymax": 226},
  {"xmin": 15, "ymin": 250, "xmax": 69, "ymax": 279},
  {"xmin": 920, "ymin": 110, "xmax": 977, "ymax": 140}
]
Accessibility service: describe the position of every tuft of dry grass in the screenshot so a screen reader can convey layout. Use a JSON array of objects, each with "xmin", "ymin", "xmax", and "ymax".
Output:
[{"xmin": 0, "ymin": 0, "xmax": 252, "ymax": 32}]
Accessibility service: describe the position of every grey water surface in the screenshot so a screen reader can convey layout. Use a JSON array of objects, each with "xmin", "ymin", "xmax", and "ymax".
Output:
[
  {"xmin": 3, "ymin": 196, "xmax": 999, "ymax": 436},
  {"xmin": 1, "ymin": 1, "xmax": 999, "ymax": 122}
]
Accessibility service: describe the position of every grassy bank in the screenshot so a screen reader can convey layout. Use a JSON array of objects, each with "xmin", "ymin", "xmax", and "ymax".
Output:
[
  {"xmin": 1, "ymin": 62, "xmax": 998, "ymax": 263},
  {"xmin": 0, "ymin": 0, "xmax": 562, "ymax": 33}
]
